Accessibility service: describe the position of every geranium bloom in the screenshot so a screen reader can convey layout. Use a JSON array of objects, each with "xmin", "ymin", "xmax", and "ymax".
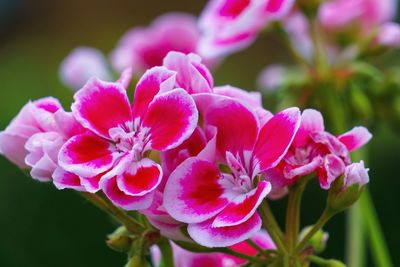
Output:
[
  {"xmin": 0, "ymin": 97, "xmax": 63, "ymax": 169},
  {"xmin": 111, "ymin": 13, "xmax": 200, "ymax": 74},
  {"xmin": 319, "ymin": 0, "xmax": 397, "ymax": 30},
  {"xmin": 150, "ymin": 230, "xmax": 275, "ymax": 267},
  {"xmin": 60, "ymin": 47, "xmax": 111, "ymax": 91},
  {"xmin": 198, "ymin": 0, "xmax": 295, "ymax": 58},
  {"xmin": 58, "ymin": 67, "xmax": 198, "ymax": 210},
  {"xmin": 265, "ymin": 109, "xmax": 372, "ymax": 197},
  {"xmin": 164, "ymin": 95, "xmax": 300, "ymax": 247}
]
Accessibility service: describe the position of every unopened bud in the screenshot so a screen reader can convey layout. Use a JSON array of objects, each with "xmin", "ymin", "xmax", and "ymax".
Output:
[
  {"xmin": 300, "ymin": 226, "xmax": 329, "ymax": 253},
  {"xmin": 107, "ymin": 226, "xmax": 132, "ymax": 253}
]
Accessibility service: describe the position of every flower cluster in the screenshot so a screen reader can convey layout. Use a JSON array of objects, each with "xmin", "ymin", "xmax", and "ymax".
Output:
[{"xmin": 0, "ymin": 51, "xmax": 371, "ymax": 250}]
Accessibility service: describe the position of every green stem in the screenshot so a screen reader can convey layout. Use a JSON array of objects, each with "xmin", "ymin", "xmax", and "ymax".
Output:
[
  {"xmin": 80, "ymin": 192, "xmax": 144, "ymax": 235},
  {"xmin": 295, "ymin": 208, "xmax": 334, "ymax": 254},
  {"xmin": 361, "ymin": 189, "xmax": 393, "ymax": 267},
  {"xmin": 259, "ymin": 203, "xmax": 287, "ymax": 255},
  {"xmin": 309, "ymin": 17, "xmax": 328, "ymax": 78},
  {"xmin": 158, "ymin": 238, "xmax": 174, "ymax": 267},
  {"xmin": 285, "ymin": 178, "xmax": 307, "ymax": 252}
]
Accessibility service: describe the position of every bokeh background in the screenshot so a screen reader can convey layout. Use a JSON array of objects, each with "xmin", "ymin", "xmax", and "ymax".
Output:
[{"xmin": 0, "ymin": 0, "xmax": 399, "ymax": 266}]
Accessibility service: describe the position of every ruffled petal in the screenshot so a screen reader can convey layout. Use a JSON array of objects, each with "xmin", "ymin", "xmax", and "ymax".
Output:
[
  {"xmin": 52, "ymin": 167, "xmax": 85, "ymax": 191},
  {"xmin": 116, "ymin": 158, "xmax": 162, "ymax": 196},
  {"xmin": 164, "ymin": 158, "xmax": 229, "ymax": 224},
  {"xmin": 203, "ymin": 95, "xmax": 259, "ymax": 155},
  {"xmin": 212, "ymin": 181, "xmax": 271, "ymax": 227},
  {"xmin": 58, "ymin": 133, "xmax": 118, "ymax": 177},
  {"xmin": 187, "ymin": 213, "xmax": 262, "ymax": 247},
  {"xmin": 293, "ymin": 109, "xmax": 324, "ymax": 147},
  {"xmin": 253, "ymin": 107, "xmax": 301, "ymax": 171},
  {"xmin": 337, "ymin": 126, "xmax": 372, "ymax": 152},
  {"xmin": 142, "ymin": 89, "xmax": 198, "ymax": 151},
  {"xmin": 163, "ymin": 52, "xmax": 213, "ymax": 94},
  {"xmin": 101, "ymin": 176, "xmax": 154, "ymax": 210},
  {"xmin": 317, "ymin": 154, "xmax": 346, "ymax": 190},
  {"xmin": 133, "ymin": 66, "xmax": 177, "ymax": 120},
  {"xmin": 214, "ymin": 85, "xmax": 262, "ymax": 107},
  {"xmin": 72, "ymin": 78, "xmax": 132, "ymax": 139}
]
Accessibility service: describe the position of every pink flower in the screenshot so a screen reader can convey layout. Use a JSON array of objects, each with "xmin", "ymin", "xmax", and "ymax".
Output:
[
  {"xmin": 60, "ymin": 47, "xmax": 111, "ymax": 91},
  {"xmin": 343, "ymin": 161, "xmax": 369, "ymax": 188},
  {"xmin": 163, "ymin": 52, "xmax": 213, "ymax": 94},
  {"xmin": 375, "ymin": 22, "xmax": 400, "ymax": 47},
  {"xmin": 0, "ymin": 97, "xmax": 62, "ymax": 168},
  {"xmin": 150, "ymin": 230, "xmax": 275, "ymax": 267},
  {"xmin": 164, "ymin": 95, "xmax": 300, "ymax": 247},
  {"xmin": 265, "ymin": 109, "xmax": 372, "ymax": 196},
  {"xmin": 319, "ymin": 0, "xmax": 397, "ymax": 30},
  {"xmin": 198, "ymin": 0, "xmax": 295, "ymax": 59},
  {"xmin": 58, "ymin": 67, "xmax": 198, "ymax": 210},
  {"xmin": 111, "ymin": 13, "xmax": 200, "ymax": 74}
]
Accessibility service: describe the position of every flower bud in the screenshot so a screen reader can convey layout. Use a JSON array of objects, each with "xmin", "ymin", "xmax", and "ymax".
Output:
[
  {"xmin": 300, "ymin": 226, "xmax": 329, "ymax": 253},
  {"xmin": 106, "ymin": 226, "xmax": 132, "ymax": 253},
  {"xmin": 327, "ymin": 161, "xmax": 369, "ymax": 212}
]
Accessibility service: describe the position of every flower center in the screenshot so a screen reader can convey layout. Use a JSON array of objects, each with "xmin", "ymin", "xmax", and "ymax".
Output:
[{"xmin": 109, "ymin": 125, "xmax": 148, "ymax": 160}]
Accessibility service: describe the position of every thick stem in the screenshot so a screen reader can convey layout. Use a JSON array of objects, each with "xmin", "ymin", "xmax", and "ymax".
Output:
[
  {"xmin": 285, "ymin": 178, "xmax": 307, "ymax": 252},
  {"xmin": 158, "ymin": 238, "xmax": 174, "ymax": 267},
  {"xmin": 259, "ymin": 203, "xmax": 287, "ymax": 255}
]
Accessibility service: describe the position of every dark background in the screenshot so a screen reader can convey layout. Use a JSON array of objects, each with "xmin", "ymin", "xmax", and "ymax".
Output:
[{"xmin": 0, "ymin": 0, "xmax": 399, "ymax": 266}]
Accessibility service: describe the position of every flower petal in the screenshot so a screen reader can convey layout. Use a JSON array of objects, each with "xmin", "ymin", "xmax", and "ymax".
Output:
[
  {"xmin": 58, "ymin": 133, "xmax": 118, "ymax": 177},
  {"xmin": 293, "ymin": 109, "xmax": 324, "ymax": 147},
  {"xmin": 101, "ymin": 176, "xmax": 154, "ymax": 210},
  {"xmin": 133, "ymin": 66, "xmax": 177, "ymax": 120},
  {"xmin": 253, "ymin": 107, "xmax": 301, "ymax": 171},
  {"xmin": 164, "ymin": 158, "xmax": 229, "ymax": 224},
  {"xmin": 72, "ymin": 78, "xmax": 132, "ymax": 139},
  {"xmin": 116, "ymin": 158, "xmax": 162, "ymax": 196},
  {"xmin": 214, "ymin": 85, "xmax": 262, "ymax": 107},
  {"xmin": 317, "ymin": 154, "xmax": 346, "ymax": 190},
  {"xmin": 142, "ymin": 89, "xmax": 198, "ymax": 151},
  {"xmin": 203, "ymin": 96, "xmax": 259, "ymax": 155},
  {"xmin": 212, "ymin": 181, "xmax": 271, "ymax": 228},
  {"xmin": 163, "ymin": 51, "xmax": 213, "ymax": 94},
  {"xmin": 52, "ymin": 167, "xmax": 85, "ymax": 191},
  {"xmin": 188, "ymin": 213, "xmax": 262, "ymax": 247},
  {"xmin": 337, "ymin": 126, "xmax": 372, "ymax": 152}
]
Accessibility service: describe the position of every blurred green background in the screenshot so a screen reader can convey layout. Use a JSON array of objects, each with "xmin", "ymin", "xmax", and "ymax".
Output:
[{"xmin": 0, "ymin": 0, "xmax": 399, "ymax": 266}]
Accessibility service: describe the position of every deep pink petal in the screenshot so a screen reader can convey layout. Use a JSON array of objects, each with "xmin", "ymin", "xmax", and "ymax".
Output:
[
  {"xmin": 337, "ymin": 126, "xmax": 372, "ymax": 152},
  {"xmin": 253, "ymin": 107, "xmax": 301, "ymax": 172},
  {"xmin": 52, "ymin": 167, "xmax": 85, "ymax": 191},
  {"xmin": 142, "ymin": 89, "xmax": 198, "ymax": 151},
  {"xmin": 293, "ymin": 109, "xmax": 324, "ymax": 147},
  {"xmin": 116, "ymin": 158, "xmax": 162, "ymax": 196},
  {"xmin": 283, "ymin": 156, "xmax": 323, "ymax": 179},
  {"xmin": 79, "ymin": 173, "xmax": 103, "ymax": 193},
  {"xmin": 163, "ymin": 52, "xmax": 213, "ymax": 94},
  {"xmin": 203, "ymin": 96, "xmax": 259, "ymax": 155},
  {"xmin": 265, "ymin": 0, "xmax": 295, "ymax": 16},
  {"xmin": 133, "ymin": 66, "xmax": 177, "ymax": 120},
  {"xmin": 72, "ymin": 78, "xmax": 132, "ymax": 139},
  {"xmin": 101, "ymin": 176, "xmax": 154, "ymax": 210},
  {"xmin": 58, "ymin": 133, "xmax": 118, "ymax": 177},
  {"xmin": 212, "ymin": 181, "xmax": 271, "ymax": 227},
  {"xmin": 164, "ymin": 158, "xmax": 229, "ymax": 224},
  {"xmin": 188, "ymin": 213, "xmax": 262, "ymax": 247}
]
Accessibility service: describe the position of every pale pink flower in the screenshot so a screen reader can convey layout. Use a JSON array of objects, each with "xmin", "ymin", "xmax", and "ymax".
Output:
[
  {"xmin": 343, "ymin": 161, "xmax": 369, "ymax": 188},
  {"xmin": 60, "ymin": 47, "xmax": 111, "ymax": 91},
  {"xmin": 198, "ymin": 0, "xmax": 295, "ymax": 59},
  {"xmin": 375, "ymin": 22, "xmax": 400, "ymax": 47},
  {"xmin": 58, "ymin": 67, "xmax": 198, "ymax": 210},
  {"xmin": 0, "ymin": 97, "xmax": 62, "ymax": 168},
  {"xmin": 150, "ymin": 230, "xmax": 275, "ymax": 267},
  {"xmin": 164, "ymin": 95, "xmax": 300, "ymax": 247},
  {"xmin": 111, "ymin": 13, "xmax": 200, "ymax": 74}
]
